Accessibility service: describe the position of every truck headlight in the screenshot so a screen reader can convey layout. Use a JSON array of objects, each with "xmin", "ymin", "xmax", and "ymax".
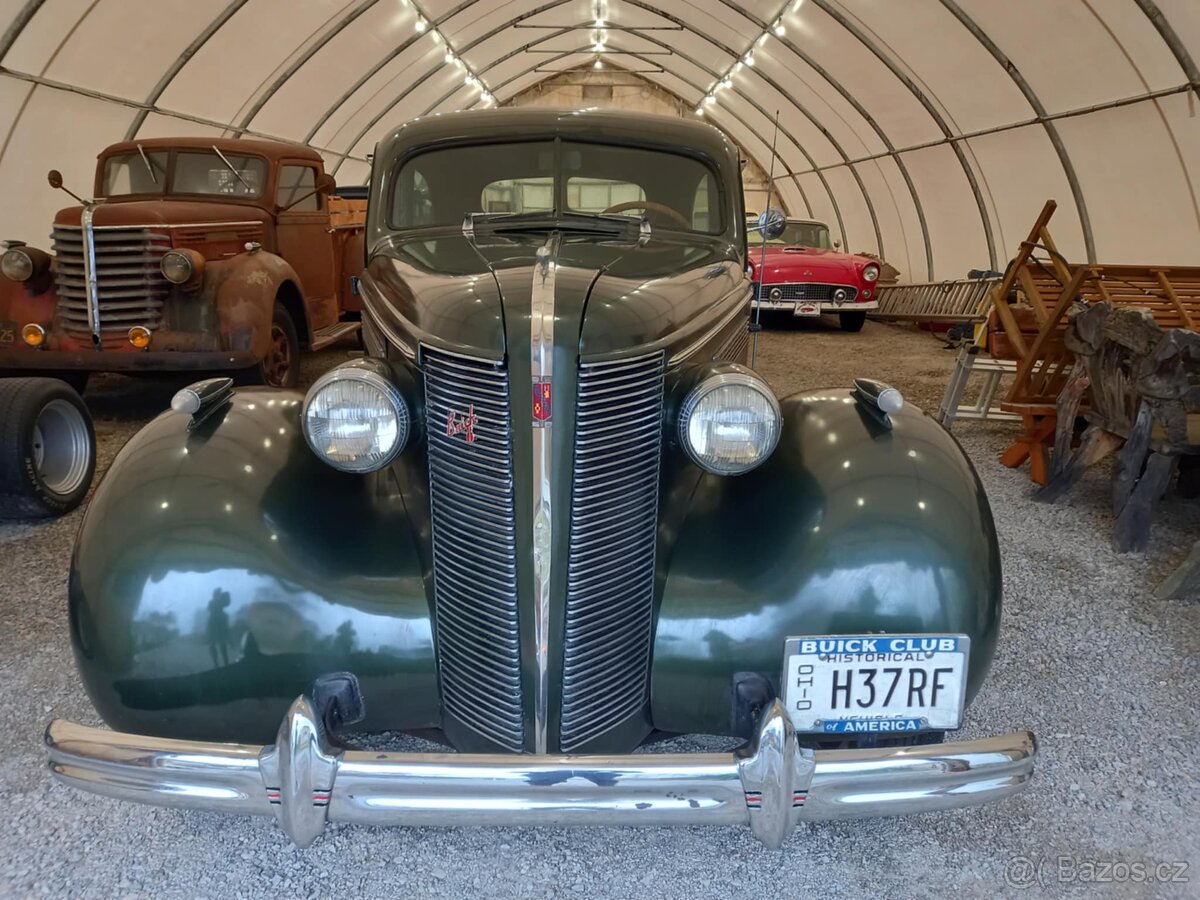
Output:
[
  {"xmin": 862, "ymin": 263, "xmax": 880, "ymax": 282},
  {"xmin": 302, "ymin": 361, "xmax": 410, "ymax": 473},
  {"xmin": 679, "ymin": 366, "xmax": 781, "ymax": 475},
  {"xmin": 160, "ymin": 249, "xmax": 203, "ymax": 286},
  {"xmin": 2, "ymin": 247, "xmax": 34, "ymax": 281}
]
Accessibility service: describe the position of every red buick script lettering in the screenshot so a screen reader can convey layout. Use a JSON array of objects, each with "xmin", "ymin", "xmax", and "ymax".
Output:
[{"xmin": 446, "ymin": 405, "xmax": 477, "ymax": 443}]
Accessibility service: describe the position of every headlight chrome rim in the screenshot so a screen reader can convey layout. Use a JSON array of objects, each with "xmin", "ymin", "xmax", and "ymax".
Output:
[
  {"xmin": 1, "ymin": 247, "xmax": 34, "ymax": 282},
  {"xmin": 302, "ymin": 365, "xmax": 410, "ymax": 473},
  {"xmin": 678, "ymin": 369, "xmax": 782, "ymax": 476},
  {"xmin": 862, "ymin": 263, "xmax": 880, "ymax": 283}
]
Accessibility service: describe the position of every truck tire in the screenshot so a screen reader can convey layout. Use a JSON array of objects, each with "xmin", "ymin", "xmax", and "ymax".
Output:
[
  {"xmin": 239, "ymin": 303, "xmax": 300, "ymax": 389},
  {"xmin": 839, "ymin": 311, "xmax": 867, "ymax": 332},
  {"xmin": 0, "ymin": 377, "xmax": 96, "ymax": 519}
]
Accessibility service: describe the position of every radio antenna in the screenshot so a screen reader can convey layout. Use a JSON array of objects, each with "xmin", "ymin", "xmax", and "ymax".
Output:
[{"xmin": 751, "ymin": 110, "xmax": 781, "ymax": 369}]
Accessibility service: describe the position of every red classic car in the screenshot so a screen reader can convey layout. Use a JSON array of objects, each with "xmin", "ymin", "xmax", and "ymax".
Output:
[{"xmin": 747, "ymin": 217, "xmax": 880, "ymax": 332}]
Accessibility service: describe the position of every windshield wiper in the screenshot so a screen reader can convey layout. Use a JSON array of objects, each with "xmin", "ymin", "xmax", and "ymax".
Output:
[
  {"xmin": 136, "ymin": 143, "xmax": 158, "ymax": 185},
  {"xmin": 463, "ymin": 211, "xmax": 649, "ymax": 242},
  {"xmin": 211, "ymin": 145, "xmax": 251, "ymax": 191}
]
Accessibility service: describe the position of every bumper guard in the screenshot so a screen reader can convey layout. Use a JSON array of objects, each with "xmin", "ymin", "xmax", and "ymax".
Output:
[{"xmin": 46, "ymin": 698, "xmax": 1035, "ymax": 849}]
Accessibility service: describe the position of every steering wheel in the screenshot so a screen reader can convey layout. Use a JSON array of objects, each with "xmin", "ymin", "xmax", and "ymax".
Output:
[{"xmin": 601, "ymin": 200, "xmax": 691, "ymax": 230}]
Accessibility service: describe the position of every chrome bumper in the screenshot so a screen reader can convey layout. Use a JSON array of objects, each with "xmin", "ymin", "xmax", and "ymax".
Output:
[
  {"xmin": 46, "ymin": 698, "xmax": 1035, "ymax": 849},
  {"xmin": 753, "ymin": 299, "xmax": 881, "ymax": 312}
]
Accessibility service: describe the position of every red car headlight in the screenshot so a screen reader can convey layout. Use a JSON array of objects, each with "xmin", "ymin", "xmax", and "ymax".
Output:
[{"xmin": 862, "ymin": 263, "xmax": 880, "ymax": 283}]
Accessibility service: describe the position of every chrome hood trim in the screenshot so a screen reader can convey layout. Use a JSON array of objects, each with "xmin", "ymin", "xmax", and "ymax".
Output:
[{"xmin": 530, "ymin": 236, "xmax": 559, "ymax": 754}]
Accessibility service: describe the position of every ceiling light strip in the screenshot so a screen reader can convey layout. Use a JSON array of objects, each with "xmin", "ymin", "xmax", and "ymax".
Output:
[
  {"xmin": 403, "ymin": 0, "xmax": 495, "ymax": 105},
  {"xmin": 696, "ymin": 0, "xmax": 803, "ymax": 114}
]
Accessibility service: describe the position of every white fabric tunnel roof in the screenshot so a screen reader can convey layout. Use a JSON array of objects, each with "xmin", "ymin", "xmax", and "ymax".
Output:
[{"xmin": 1, "ymin": 0, "xmax": 1198, "ymax": 281}]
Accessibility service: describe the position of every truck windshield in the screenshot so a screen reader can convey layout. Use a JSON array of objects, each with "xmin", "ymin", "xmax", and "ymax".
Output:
[
  {"xmin": 101, "ymin": 149, "xmax": 269, "ymax": 198},
  {"xmin": 748, "ymin": 221, "xmax": 832, "ymax": 249},
  {"xmin": 171, "ymin": 151, "xmax": 267, "ymax": 198},
  {"xmin": 391, "ymin": 141, "xmax": 723, "ymax": 234},
  {"xmin": 101, "ymin": 151, "xmax": 169, "ymax": 196}
]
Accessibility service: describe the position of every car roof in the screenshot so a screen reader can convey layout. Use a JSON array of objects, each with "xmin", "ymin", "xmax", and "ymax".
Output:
[{"xmin": 375, "ymin": 107, "xmax": 739, "ymax": 169}]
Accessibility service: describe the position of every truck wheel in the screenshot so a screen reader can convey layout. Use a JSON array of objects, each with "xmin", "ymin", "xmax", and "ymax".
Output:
[
  {"xmin": 0, "ymin": 377, "xmax": 96, "ymax": 519},
  {"xmin": 243, "ymin": 303, "xmax": 300, "ymax": 389},
  {"xmin": 839, "ymin": 311, "xmax": 867, "ymax": 332}
]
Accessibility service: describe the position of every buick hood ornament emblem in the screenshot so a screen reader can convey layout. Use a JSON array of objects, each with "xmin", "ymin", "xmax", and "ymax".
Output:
[{"xmin": 446, "ymin": 405, "xmax": 477, "ymax": 443}]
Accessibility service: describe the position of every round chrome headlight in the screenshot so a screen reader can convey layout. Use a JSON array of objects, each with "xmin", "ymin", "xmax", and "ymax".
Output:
[
  {"xmin": 678, "ymin": 368, "xmax": 781, "ymax": 475},
  {"xmin": 1, "ymin": 248, "xmax": 33, "ymax": 282},
  {"xmin": 862, "ymin": 263, "xmax": 880, "ymax": 282},
  {"xmin": 160, "ymin": 250, "xmax": 194, "ymax": 284},
  {"xmin": 302, "ymin": 364, "xmax": 410, "ymax": 473}
]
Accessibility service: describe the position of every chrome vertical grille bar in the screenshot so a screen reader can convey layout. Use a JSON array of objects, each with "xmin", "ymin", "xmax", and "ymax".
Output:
[
  {"xmin": 424, "ymin": 348, "xmax": 524, "ymax": 752},
  {"xmin": 529, "ymin": 241, "xmax": 557, "ymax": 754},
  {"xmin": 560, "ymin": 352, "xmax": 665, "ymax": 752},
  {"xmin": 52, "ymin": 224, "xmax": 172, "ymax": 337}
]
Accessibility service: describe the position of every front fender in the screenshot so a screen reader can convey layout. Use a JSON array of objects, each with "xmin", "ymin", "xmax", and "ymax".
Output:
[
  {"xmin": 651, "ymin": 388, "xmax": 1001, "ymax": 736},
  {"xmin": 205, "ymin": 252, "xmax": 302, "ymax": 359},
  {"xmin": 69, "ymin": 388, "xmax": 436, "ymax": 743}
]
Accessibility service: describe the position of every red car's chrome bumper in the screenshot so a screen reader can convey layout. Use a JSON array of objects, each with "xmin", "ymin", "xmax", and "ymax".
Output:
[{"xmin": 47, "ymin": 698, "xmax": 1036, "ymax": 849}]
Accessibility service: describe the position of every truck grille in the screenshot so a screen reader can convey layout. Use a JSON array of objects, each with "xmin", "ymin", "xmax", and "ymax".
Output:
[
  {"xmin": 560, "ymin": 352, "xmax": 665, "ymax": 751},
  {"xmin": 424, "ymin": 348, "xmax": 524, "ymax": 752},
  {"xmin": 753, "ymin": 282, "xmax": 858, "ymax": 303},
  {"xmin": 51, "ymin": 225, "xmax": 172, "ymax": 336}
]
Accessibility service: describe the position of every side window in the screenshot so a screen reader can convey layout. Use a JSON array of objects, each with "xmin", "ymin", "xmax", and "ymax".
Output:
[{"xmin": 277, "ymin": 165, "xmax": 319, "ymax": 212}]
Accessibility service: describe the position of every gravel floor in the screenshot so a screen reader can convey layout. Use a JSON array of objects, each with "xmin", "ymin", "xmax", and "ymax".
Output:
[{"xmin": 2, "ymin": 319, "xmax": 1198, "ymax": 899}]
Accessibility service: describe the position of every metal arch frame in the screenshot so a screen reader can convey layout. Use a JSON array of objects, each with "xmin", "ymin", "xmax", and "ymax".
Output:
[
  {"xmin": 327, "ymin": 19, "xmax": 876, "ymax": 256},
  {"xmin": 1135, "ymin": 0, "xmax": 1200, "ymax": 93},
  {"xmin": 705, "ymin": 0, "xmax": 933, "ymax": 278},
  {"xmin": 124, "ymin": 0, "xmax": 251, "ymax": 140},
  {"xmin": 936, "ymin": 0, "xmax": 1096, "ymax": 264},
  {"xmin": 231, "ymin": 0, "xmax": 382, "ymax": 137},
  {"xmin": 0, "ymin": 0, "xmax": 46, "ymax": 63},
  {"xmin": 807, "ymin": 0, "xmax": 997, "ymax": 271},
  {"xmin": 302, "ymin": 0, "xmax": 562, "ymax": 146},
  {"xmin": 614, "ymin": 0, "xmax": 882, "ymax": 256}
]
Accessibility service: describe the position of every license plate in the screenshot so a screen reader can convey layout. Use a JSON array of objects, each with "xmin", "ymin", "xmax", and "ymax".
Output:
[
  {"xmin": 783, "ymin": 634, "xmax": 968, "ymax": 734},
  {"xmin": 793, "ymin": 302, "xmax": 819, "ymax": 316}
]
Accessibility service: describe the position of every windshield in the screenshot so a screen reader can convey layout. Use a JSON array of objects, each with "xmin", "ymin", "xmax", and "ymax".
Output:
[
  {"xmin": 391, "ymin": 140, "xmax": 722, "ymax": 234},
  {"xmin": 101, "ymin": 150, "xmax": 169, "ymax": 196},
  {"xmin": 747, "ymin": 221, "xmax": 832, "ymax": 249},
  {"xmin": 171, "ymin": 151, "xmax": 266, "ymax": 198},
  {"xmin": 101, "ymin": 148, "xmax": 269, "ymax": 198}
]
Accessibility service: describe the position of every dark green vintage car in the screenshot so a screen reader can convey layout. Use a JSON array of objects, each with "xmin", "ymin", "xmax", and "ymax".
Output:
[{"xmin": 47, "ymin": 108, "xmax": 1034, "ymax": 849}]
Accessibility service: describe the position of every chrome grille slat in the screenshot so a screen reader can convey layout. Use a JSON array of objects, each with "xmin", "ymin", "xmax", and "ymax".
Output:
[
  {"xmin": 424, "ymin": 348, "xmax": 524, "ymax": 752},
  {"xmin": 52, "ymin": 225, "xmax": 171, "ymax": 335},
  {"xmin": 753, "ymin": 282, "xmax": 859, "ymax": 303},
  {"xmin": 560, "ymin": 352, "xmax": 665, "ymax": 752}
]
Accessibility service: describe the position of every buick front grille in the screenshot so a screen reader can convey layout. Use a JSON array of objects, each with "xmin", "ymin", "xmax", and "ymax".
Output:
[
  {"xmin": 51, "ymin": 225, "xmax": 171, "ymax": 336},
  {"xmin": 423, "ymin": 348, "xmax": 525, "ymax": 752},
  {"xmin": 753, "ymin": 282, "xmax": 859, "ymax": 303},
  {"xmin": 560, "ymin": 352, "xmax": 665, "ymax": 751}
]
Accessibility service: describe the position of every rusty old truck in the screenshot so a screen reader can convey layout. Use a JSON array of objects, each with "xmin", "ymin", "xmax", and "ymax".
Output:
[{"xmin": 0, "ymin": 137, "xmax": 365, "ymax": 518}]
